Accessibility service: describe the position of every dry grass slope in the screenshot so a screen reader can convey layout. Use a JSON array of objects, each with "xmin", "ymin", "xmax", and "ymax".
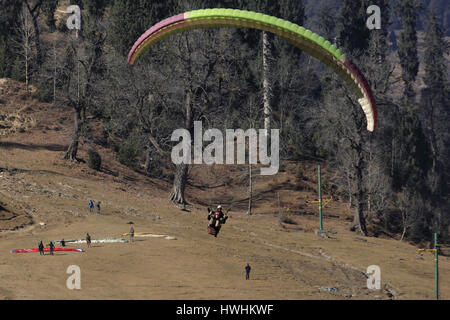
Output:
[{"xmin": 0, "ymin": 78, "xmax": 449, "ymax": 300}]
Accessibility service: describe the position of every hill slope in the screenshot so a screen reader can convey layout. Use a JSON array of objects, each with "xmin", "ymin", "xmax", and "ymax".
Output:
[{"xmin": 0, "ymin": 78, "xmax": 449, "ymax": 300}]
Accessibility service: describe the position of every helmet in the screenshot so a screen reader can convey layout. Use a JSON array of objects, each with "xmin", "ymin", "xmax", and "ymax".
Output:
[{"xmin": 217, "ymin": 205, "xmax": 222, "ymax": 209}]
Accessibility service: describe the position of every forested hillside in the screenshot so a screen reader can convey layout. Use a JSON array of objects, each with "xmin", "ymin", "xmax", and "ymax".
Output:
[{"xmin": 0, "ymin": 0, "xmax": 449, "ymax": 246}]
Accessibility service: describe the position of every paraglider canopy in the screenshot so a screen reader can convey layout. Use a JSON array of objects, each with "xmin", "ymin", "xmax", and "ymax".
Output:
[{"xmin": 128, "ymin": 8, "xmax": 377, "ymax": 132}]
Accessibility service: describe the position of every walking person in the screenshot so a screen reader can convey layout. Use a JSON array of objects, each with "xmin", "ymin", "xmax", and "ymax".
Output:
[
  {"xmin": 129, "ymin": 226, "xmax": 134, "ymax": 243},
  {"xmin": 88, "ymin": 200, "xmax": 94, "ymax": 213},
  {"xmin": 49, "ymin": 241, "xmax": 55, "ymax": 256},
  {"xmin": 96, "ymin": 201, "xmax": 101, "ymax": 214},
  {"xmin": 38, "ymin": 241, "xmax": 44, "ymax": 255},
  {"xmin": 245, "ymin": 263, "xmax": 251, "ymax": 280},
  {"xmin": 86, "ymin": 233, "xmax": 91, "ymax": 248}
]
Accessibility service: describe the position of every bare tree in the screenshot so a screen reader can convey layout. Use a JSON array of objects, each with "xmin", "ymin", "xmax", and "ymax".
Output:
[
  {"xmin": 105, "ymin": 25, "xmax": 246, "ymax": 208},
  {"xmin": 262, "ymin": 31, "xmax": 273, "ymax": 134},
  {"xmin": 23, "ymin": 0, "xmax": 43, "ymax": 66},
  {"xmin": 11, "ymin": 4, "xmax": 35, "ymax": 92},
  {"xmin": 396, "ymin": 188, "xmax": 424, "ymax": 241},
  {"xmin": 317, "ymin": 79, "xmax": 370, "ymax": 236},
  {"xmin": 63, "ymin": 21, "xmax": 107, "ymax": 160},
  {"xmin": 246, "ymin": 97, "xmax": 260, "ymax": 215},
  {"xmin": 166, "ymin": 29, "xmax": 247, "ymax": 207}
]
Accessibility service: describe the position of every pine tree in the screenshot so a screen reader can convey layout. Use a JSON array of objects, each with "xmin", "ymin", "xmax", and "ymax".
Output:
[
  {"xmin": 396, "ymin": 104, "xmax": 431, "ymax": 191},
  {"xmin": 108, "ymin": 0, "xmax": 173, "ymax": 56},
  {"xmin": 83, "ymin": 0, "xmax": 108, "ymax": 20},
  {"xmin": 315, "ymin": 3, "xmax": 337, "ymax": 43},
  {"xmin": 422, "ymin": 11, "xmax": 450, "ymax": 188},
  {"xmin": 367, "ymin": 0, "xmax": 390, "ymax": 63},
  {"xmin": 41, "ymin": 0, "xmax": 59, "ymax": 31},
  {"xmin": 337, "ymin": 0, "xmax": 370, "ymax": 56},
  {"xmin": 423, "ymin": 12, "xmax": 448, "ymax": 92},
  {"xmin": 0, "ymin": 0, "xmax": 23, "ymax": 77},
  {"xmin": 388, "ymin": 30, "xmax": 397, "ymax": 51},
  {"xmin": 395, "ymin": 0, "xmax": 421, "ymax": 100},
  {"xmin": 421, "ymin": 11, "xmax": 450, "ymax": 240}
]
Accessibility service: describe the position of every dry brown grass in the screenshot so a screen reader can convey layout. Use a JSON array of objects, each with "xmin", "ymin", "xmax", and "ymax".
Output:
[{"xmin": 0, "ymin": 78, "xmax": 449, "ymax": 300}]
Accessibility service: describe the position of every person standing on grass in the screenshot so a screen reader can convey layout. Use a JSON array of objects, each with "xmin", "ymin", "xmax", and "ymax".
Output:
[
  {"xmin": 96, "ymin": 201, "xmax": 101, "ymax": 214},
  {"xmin": 130, "ymin": 226, "xmax": 134, "ymax": 243},
  {"xmin": 245, "ymin": 263, "xmax": 251, "ymax": 280},
  {"xmin": 38, "ymin": 241, "xmax": 44, "ymax": 255},
  {"xmin": 49, "ymin": 241, "xmax": 54, "ymax": 256},
  {"xmin": 86, "ymin": 233, "xmax": 91, "ymax": 248}
]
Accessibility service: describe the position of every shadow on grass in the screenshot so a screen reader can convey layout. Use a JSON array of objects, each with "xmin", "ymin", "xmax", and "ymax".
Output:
[{"xmin": 0, "ymin": 141, "xmax": 66, "ymax": 152}]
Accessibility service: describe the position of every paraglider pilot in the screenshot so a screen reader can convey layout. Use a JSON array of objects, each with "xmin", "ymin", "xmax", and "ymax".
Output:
[{"xmin": 207, "ymin": 205, "xmax": 228, "ymax": 237}]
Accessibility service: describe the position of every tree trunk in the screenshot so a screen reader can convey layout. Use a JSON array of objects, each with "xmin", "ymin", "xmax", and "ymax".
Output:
[
  {"xmin": 350, "ymin": 141, "xmax": 367, "ymax": 236},
  {"xmin": 347, "ymin": 172, "xmax": 352, "ymax": 208},
  {"xmin": 400, "ymin": 215, "xmax": 407, "ymax": 241},
  {"xmin": 25, "ymin": 40, "xmax": 29, "ymax": 92},
  {"xmin": 169, "ymin": 92, "xmax": 192, "ymax": 207},
  {"xmin": 351, "ymin": 194, "xmax": 367, "ymax": 236},
  {"xmin": 24, "ymin": 7, "xmax": 29, "ymax": 92},
  {"xmin": 53, "ymin": 39, "xmax": 56, "ymax": 103},
  {"xmin": 247, "ymin": 162, "xmax": 252, "ymax": 215},
  {"xmin": 32, "ymin": 16, "xmax": 42, "ymax": 66},
  {"xmin": 367, "ymin": 137, "xmax": 372, "ymax": 215},
  {"xmin": 144, "ymin": 146, "xmax": 152, "ymax": 174},
  {"xmin": 428, "ymin": 97, "xmax": 440, "ymax": 194},
  {"xmin": 262, "ymin": 31, "xmax": 272, "ymax": 134},
  {"xmin": 26, "ymin": 2, "xmax": 42, "ymax": 66},
  {"xmin": 391, "ymin": 136, "xmax": 395, "ymax": 177},
  {"xmin": 65, "ymin": 107, "xmax": 81, "ymax": 160},
  {"xmin": 169, "ymin": 163, "xmax": 188, "ymax": 206}
]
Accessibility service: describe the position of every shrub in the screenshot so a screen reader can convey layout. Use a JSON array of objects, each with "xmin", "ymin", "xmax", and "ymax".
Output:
[
  {"xmin": 87, "ymin": 148, "xmax": 102, "ymax": 171},
  {"xmin": 296, "ymin": 165, "xmax": 303, "ymax": 179},
  {"xmin": 279, "ymin": 160, "xmax": 285, "ymax": 172},
  {"xmin": 118, "ymin": 140, "xmax": 138, "ymax": 170},
  {"xmin": 56, "ymin": 17, "xmax": 69, "ymax": 33},
  {"xmin": 408, "ymin": 216, "xmax": 429, "ymax": 244},
  {"xmin": 322, "ymin": 176, "xmax": 329, "ymax": 190},
  {"xmin": 11, "ymin": 57, "xmax": 26, "ymax": 83},
  {"xmin": 282, "ymin": 217, "xmax": 297, "ymax": 225},
  {"xmin": 32, "ymin": 81, "xmax": 53, "ymax": 103},
  {"xmin": 145, "ymin": 152, "xmax": 165, "ymax": 179}
]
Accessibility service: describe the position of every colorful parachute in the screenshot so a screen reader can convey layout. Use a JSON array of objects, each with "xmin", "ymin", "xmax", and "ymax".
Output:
[
  {"xmin": 128, "ymin": 8, "xmax": 377, "ymax": 132},
  {"xmin": 11, "ymin": 248, "xmax": 84, "ymax": 253},
  {"xmin": 121, "ymin": 232, "xmax": 176, "ymax": 240}
]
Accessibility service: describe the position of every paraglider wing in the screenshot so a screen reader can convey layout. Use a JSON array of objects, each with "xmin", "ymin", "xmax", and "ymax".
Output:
[
  {"xmin": 10, "ymin": 248, "xmax": 84, "ymax": 253},
  {"xmin": 127, "ymin": 8, "xmax": 377, "ymax": 132}
]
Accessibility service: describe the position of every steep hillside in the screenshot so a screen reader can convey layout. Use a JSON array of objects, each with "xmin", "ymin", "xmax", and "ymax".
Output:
[{"xmin": 0, "ymin": 78, "xmax": 449, "ymax": 300}]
